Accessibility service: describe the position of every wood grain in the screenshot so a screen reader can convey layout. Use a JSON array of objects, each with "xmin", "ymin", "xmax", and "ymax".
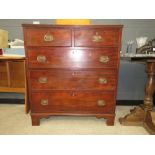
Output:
[
  {"xmin": 29, "ymin": 69, "xmax": 117, "ymax": 91},
  {"xmin": 27, "ymin": 47, "xmax": 118, "ymax": 69},
  {"xmin": 22, "ymin": 24, "xmax": 123, "ymax": 126},
  {"xmin": 74, "ymin": 28, "xmax": 120, "ymax": 47},
  {"xmin": 24, "ymin": 28, "xmax": 72, "ymax": 47}
]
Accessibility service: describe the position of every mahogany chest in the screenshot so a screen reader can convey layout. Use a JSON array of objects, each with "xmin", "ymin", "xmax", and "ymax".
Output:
[{"xmin": 22, "ymin": 24, "xmax": 123, "ymax": 126}]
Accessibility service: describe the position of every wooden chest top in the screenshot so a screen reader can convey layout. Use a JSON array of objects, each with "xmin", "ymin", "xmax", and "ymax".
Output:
[{"xmin": 22, "ymin": 24, "xmax": 123, "ymax": 47}]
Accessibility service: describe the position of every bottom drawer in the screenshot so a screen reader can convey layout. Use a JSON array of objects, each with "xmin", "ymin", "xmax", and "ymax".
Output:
[{"xmin": 30, "ymin": 91, "xmax": 115, "ymax": 114}]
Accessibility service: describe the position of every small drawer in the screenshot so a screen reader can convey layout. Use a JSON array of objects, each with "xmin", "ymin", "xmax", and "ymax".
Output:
[
  {"xmin": 27, "ymin": 47, "xmax": 118, "ymax": 69},
  {"xmin": 24, "ymin": 28, "xmax": 72, "ymax": 46},
  {"xmin": 30, "ymin": 91, "xmax": 115, "ymax": 113},
  {"xmin": 29, "ymin": 69, "xmax": 117, "ymax": 91},
  {"xmin": 74, "ymin": 28, "xmax": 120, "ymax": 47}
]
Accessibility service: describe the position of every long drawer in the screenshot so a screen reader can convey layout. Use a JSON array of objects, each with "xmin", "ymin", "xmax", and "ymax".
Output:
[
  {"xmin": 30, "ymin": 91, "xmax": 115, "ymax": 113},
  {"xmin": 29, "ymin": 69, "xmax": 117, "ymax": 91},
  {"xmin": 74, "ymin": 28, "xmax": 120, "ymax": 47},
  {"xmin": 27, "ymin": 47, "xmax": 118, "ymax": 69},
  {"xmin": 24, "ymin": 27, "xmax": 72, "ymax": 46}
]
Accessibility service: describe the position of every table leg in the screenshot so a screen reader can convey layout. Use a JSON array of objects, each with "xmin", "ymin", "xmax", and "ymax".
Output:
[
  {"xmin": 119, "ymin": 60, "xmax": 155, "ymax": 134},
  {"xmin": 143, "ymin": 110, "xmax": 155, "ymax": 134}
]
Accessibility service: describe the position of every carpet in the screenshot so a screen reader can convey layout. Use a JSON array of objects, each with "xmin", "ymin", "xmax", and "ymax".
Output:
[{"xmin": 0, "ymin": 104, "xmax": 149, "ymax": 135}]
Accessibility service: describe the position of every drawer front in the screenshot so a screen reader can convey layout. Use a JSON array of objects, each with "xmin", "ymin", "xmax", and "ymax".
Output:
[
  {"xmin": 30, "ymin": 91, "xmax": 115, "ymax": 113},
  {"xmin": 24, "ymin": 28, "xmax": 72, "ymax": 46},
  {"xmin": 27, "ymin": 47, "xmax": 118, "ymax": 69},
  {"xmin": 29, "ymin": 70, "xmax": 117, "ymax": 91},
  {"xmin": 74, "ymin": 28, "xmax": 120, "ymax": 47}
]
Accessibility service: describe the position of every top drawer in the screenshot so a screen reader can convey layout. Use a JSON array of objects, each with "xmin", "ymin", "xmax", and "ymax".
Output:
[
  {"xmin": 74, "ymin": 28, "xmax": 120, "ymax": 47},
  {"xmin": 23, "ymin": 28, "xmax": 72, "ymax": 46}
]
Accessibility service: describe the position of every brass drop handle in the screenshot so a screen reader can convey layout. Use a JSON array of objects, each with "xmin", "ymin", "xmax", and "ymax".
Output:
[
  {"xmin": 98, "ymin": 77, "xmax": 107, "ymax": 84},
  {"xmin": 99, "ymin": 56, "xmax": 110, "ymax": 63},
  {"xmin": 44, "ymin": 33, "xmax": 54, "ymax": 42},
  {"xmin": 97, "ymin": 100, "xmax": 106, "ymax": 106},
  {"xmin": 41, "ymin": 99, "xmax": 48, "ymax": 106},
  {"xmin": 92, "ymin": 32, "xmax": 103, "ymax": 42},
  {"xmin": 37, "ymin": 55, "xmax": 46, "ymax": 63},
  {"xmin": 38, "ymin": 77, "xmax": 48, "ymax": 83}
]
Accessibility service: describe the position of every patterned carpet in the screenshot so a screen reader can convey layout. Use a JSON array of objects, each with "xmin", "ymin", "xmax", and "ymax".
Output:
[{"xmin": 0, "ymin": 104, "xmax": 149, "ymax": 135}]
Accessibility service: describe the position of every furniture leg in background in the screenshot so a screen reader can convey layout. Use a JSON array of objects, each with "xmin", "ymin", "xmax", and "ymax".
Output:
[
  {"xmin": 0, "ymin": 56, "xmax": 29, "ymax": 113},
  {"xmin": 119, "ymin": 60, "xmax": 155, "ymax": 134}
]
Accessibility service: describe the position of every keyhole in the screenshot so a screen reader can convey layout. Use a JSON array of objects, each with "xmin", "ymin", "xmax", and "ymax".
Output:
[
  {"xmin": 71, "ymin": 92, "xmax": 76, "ymax": 97},
  {"xmin": 95, "ymin": 32, "xmax": 99, "ymax": 35},
  {"xmin": 72, "ymin": 72, "xmax": 76, "ymax": 76}
]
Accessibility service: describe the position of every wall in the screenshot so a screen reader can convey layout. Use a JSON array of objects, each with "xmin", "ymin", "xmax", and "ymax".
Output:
[
  {"xmin": 1, "ymin": 19, "xmax": 154, "ymax": 101},
  {"xmin": 1, "ymin": 19, "xmax": 155, "ymax": 52}
]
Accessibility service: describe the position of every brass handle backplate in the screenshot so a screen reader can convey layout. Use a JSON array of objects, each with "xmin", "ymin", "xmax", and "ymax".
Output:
[
  {"xmin": 41, "ymin": 99, "xmax": 48, "ymax": 106},
  {"xmin": 98, "ymin": 77, "xmax": 107, "ymax": 84},
  {"xmin": 44, "ymin": 34, "xmax": 54, "ymax": 42},
  {"xmin": 92, "ymin": 32, "xmax": 103, "ymax": 42},
  {"xmin": 97, "ymin": 100, "xmax": 106, "ymax": 106},
  {"xmin": 38, "ymin": 77, "xmax": 48, "ymax": 83},
  {"xmin": 37, "ymin": 55, "xmax": 46, "ymax": 63},
  {"xmin": 99, "ymin": 56, "xmax": 110, "ymax": 63}
]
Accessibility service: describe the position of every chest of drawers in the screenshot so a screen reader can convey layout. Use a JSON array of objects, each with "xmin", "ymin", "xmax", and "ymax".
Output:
[{"xmin": 22, "ymin": 24, "xmax": 123, "ymax": 126}]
